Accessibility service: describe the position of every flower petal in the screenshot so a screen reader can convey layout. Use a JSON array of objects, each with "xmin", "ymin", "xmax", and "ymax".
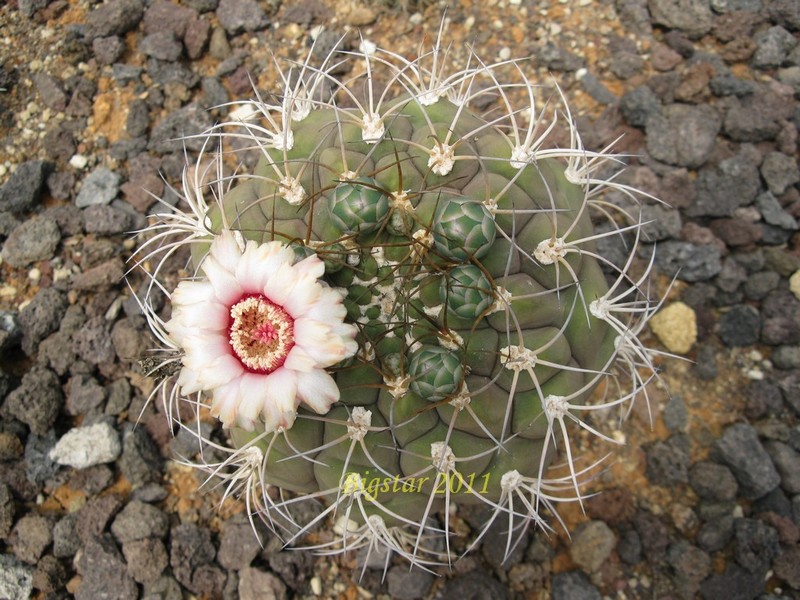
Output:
[
  {"xmin": 261, "ymin": 368, "xmax": 299, "ymax": 432},
  {"xmin": 296, "ymin": 369, "xmax": 340, "ymax": 414},
  {"xmin": 209, "ymin": 229, "xmax": 244, "ymax": 272},
  {"xmin": 283, "ymin": 345, "xmax": 317, "ymax": 372},
  {"xmin": 201, "ymin": 254, "xmax": 242, "ymax": 305}
]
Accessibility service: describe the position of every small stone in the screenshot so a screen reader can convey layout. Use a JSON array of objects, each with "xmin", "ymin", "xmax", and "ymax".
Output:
[
  {"xmin": 49, "ymin": 421, "xmax": 121, "ymax": 469},
  {"xmin": 75, "ymin": 167, "xmax": 120, "ymax": 208},
  {"xmin": 765, "ymin": 441, "xmax": 800, "ymax": 494},
  {"xmin": 773, "ymin": 546, "xmax": 800, "ymax": 590},
  {"xmin": 119, "ymin": 424, "xmax": 162, "ymax": 488},
  {"xmin": 551, "ymin": 571, "xmax": 601, "ymax": 600},
  {"xmin": 610, "ymin": 50, "xmax": 645, "ymax": 79},
  {"xmin": 52, "ymin": 514, "xmax": 79, "ymax": 558},
  {"xmin": 617, "ymin": 526, "xmax": 642, "ymax": 564},
  {"xmin": 0, "ymin": 554, "xmax": 33, "ymax": 600},
  {"xmin": 32, "ymin": 554, "xmax": 67, "ymax": 594},
  {"xmin": 690, "ymin": 461, "xmax": 738, "ymax": 501},
  {"xmin": 773, "ymin": 345, "xmax": 800, "ymax": 369},
  {"xmin": 184, "ymin": 17, "xmax": 210, "ymax": 59},
  {"xmin": 724, "ymin": 86, "xmax": 794, "ymax": 142},
  {"xmin": 72, "ymin": 317, "xmax": 116, "ymax": 365},
  {"xmin": 733, "ymin": 517, "xmax": 779, "ymax": 573},
  {"xmin": 752, "ymin": 26, "xmax": 797, "ymax": 69},
  {"xmin": 85, "ymin": 0, "xmax": 143, "ymax": 37},
  {"xmin": 111, "ymin": 500, "xmax": 169, "ymax": 543},
  {"xmin": 744, "ymin": 270, "xmax": 781, "ymax": 300},
  {"xmin": 646, "ymin": 104, "xmax": 720, "ymax": 168},
  {"xmin": 170, "ymin": 523, "xmax": 216, "ymax": 591},
  {"xmin": 700, "ymin": 564, "xmax": 764, "ymax": 600},
  {"xmin": 536, "ymin": 42, "xmax": 584, "ymax": 72},
  {"xmin": 140, "ymin": 32, "xmax": 183, "ymax": 61},
  {"xmin": 648, "ymin": 0, "xmax": 714, "ymax": 38},
  {"xmin": 620, "ymin": 85, "xmax": 661, "ymax": 127},
  {"xmin": 666, "ymin": 540, "xmax": 711, "ymax": 599},
  {"xmin": 661, "ymin": 394, "xmax": 689, "ymax": 433},
  {"xmin": 10, "ymin": 514, "xmax": 52, "ymax": 564},
  {"xmin": 72, "ymin": 258, "xmax": 125, "ymax": 291},
  {"xmin": 83, "ymin": 204, "xmax": 133, "ymax": 235},
  {"xmin": 652, "ymin": 241, "xmax": 722, "ymax": 282},
  {"xmin": 687, "ymin": 146, "xmax": 761, "ymax": 217},
  {"xmin": 715, "ymin": 423, "xmax": 781, "ymax": 499},
  {"xmin": 438, "ymin": 571, "xmax": 509, "ymax": 600},
  {"xmin": 123, "ymin": 538, "xmax": 168, "ymax": 584},
  {"xmin": 148, "ymin": 103, "xmax": 214, "ymax": 153},
  {"xmin": 216, "ymin": 0, "xmax": 268, "ymax": 34},
  {"xmin": 0, "ymin": 160, "xmax": 49, "ymax": 213},
  {"xmin": 646, "ymin": 435, "xmax": 690, "ymax": 486},
  {"xmin": 75, "ymin": 495, "xmax": 124, "ymax": 543},
  {"xmin": 4, "ymin": 366, "xmax": 62, "ymax": 435},
  {"xmin": 92, "ymin": 36, "xmax": 125, "ymax": 65},
  {"xmin": 697, "ymin": 515, "xmax": 735, "ymax": 552},
  {"xmin": 760, "ymin": 152, "xmax": 800, "ymax": 197},
  {"xmin": 18, "ymin": 287, "xmax": 68, "ymax": 355},
  {"xmin": 569, "ymin": 520, "xmax": 616, "ymax": 573},
  {"xmin": 208, "ymin": 26, "xmax": 231, "ymax": 60},
  {"xmin": 75, "ymin": 534, "xmax": 137, "ymax": 600},
  {"xmin": 385, "ymin": 565, "xmax": 434, "ymax": 599},
  {"xmin": 66, "ymin": 374, "xmax": 107, "ymax": 416},
  {"xmin": 238, "ymin": 567, "xmax": 286, "ymax": 600},
  {"xmin": 648, "ymin": 301, "xmax": 697, "ymax": 353},
  {"xmin": 1, "ymin": 216, "xmax": 61, "ymax": 268},
  {"xmin": 718, "ymin": 305, "xmax": 761, "ymax": 347},
  {"xmin": 709, "ymin": 218, "xmax": 762, "ymax": 246},
  {"xmin": 217, "ymin": 516, "xmax": 263, "ymax": 570}
]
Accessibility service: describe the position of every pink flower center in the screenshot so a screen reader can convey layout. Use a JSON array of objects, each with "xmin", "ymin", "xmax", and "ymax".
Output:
[{"xmin": 228, "ymin": 294, "xmax": 295, "ymax": 374}]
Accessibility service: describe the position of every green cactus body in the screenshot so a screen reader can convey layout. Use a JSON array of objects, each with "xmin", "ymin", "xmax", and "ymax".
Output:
[
  {"xmin": 205, "ymin": 94, "xmax": 617, "ymax": 521},
  {"xmin": 144, "ymin": 29, "xmax": 661, "ymax": 564}
]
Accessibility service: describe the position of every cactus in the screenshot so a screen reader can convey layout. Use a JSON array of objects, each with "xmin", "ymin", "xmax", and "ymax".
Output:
[{"xmin": 136, "ymin": 24, "xmax": 663, "ymax": 568}]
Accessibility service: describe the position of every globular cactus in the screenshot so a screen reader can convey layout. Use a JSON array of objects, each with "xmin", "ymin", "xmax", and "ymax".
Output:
[{"xmin": 137, "ymin": 24, "xmax": 663, "ymax": 568}]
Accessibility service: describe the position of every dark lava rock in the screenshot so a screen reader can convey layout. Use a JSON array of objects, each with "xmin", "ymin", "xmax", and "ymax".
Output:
[
  {"xmin": 92, "ymin": 36, "xmax": 125, "ymax": 65},
  {"xmin": 169, "ymin": 523, "xmax": 216, "ymax": 592},
  {"xmin": 699, "ymin": 563, "xmax": 765, "ymax": 600},
  {"xmin": 648, "ymin": 0, "xmax": 713, "ymax": 38},
  {"xmin": 72, "ymin": 317, "xmax": 116, "ymax": 366},
  {"xmin": 697, "ymin": 515, "xmax": 735, "ymax": 552},
  {"xmin": 123, "ymin": 538, "xmax": 169, "ymax": 584},
  {"xmin": 645, "ymin": 104, "xmax": 720, "ymax": 168},
  {"xmin": 438, "ymin": 570, "xmax": 509, "ymax": 600},
  {"xmin": 85, "ymin": 0, "xmax": 145, "ymax": 40},
  {"xmin": 3, "ymin": 366, "xmax": 62, "ymax": 435},
  {"xmin": 0, "ymin": 216, "xmax": 61, "ymax": 268},
  {"xmin": 551, "ymin": 571, "xmax": 601, "ymax": 600},
  {"xmin": 718, "ymin": 304, "xmax": 761, "ymax": 347},
  {"xmin": 652, "ymin": 240, "xmax": 722, "ymax": 282},
  {"xmin": 760, "ymin": 152, "xmax": 800, "ymax": 196},
  {"xmin": 119, "ymin": 424, "xmax": 162, "ymax": 488},
  {"xmin": 646, "ymin": 435, "xmax": 690, "ymax": 486},
  {"xmin": 0, "ymin": 160, "xmax": 49, "ymax": 213},
  {"xmin": 733, "ymin": 517, "xmax": 779, "ymax": 573},
  {"xmin": 217, "ymin": 515, "xmax": 263, "ymax": 570},
  {"xmin": 83, "ymin": 204, "xmax": 133, "ymax": 235},
  {"xmin": 687, "ymin": 146, "xmax": 761, "ymax": 217},
  {"xmin": 387, "ymin": 565, "xmax": 435, "ymax": 600},
  {"xmin": 744, "ymin": 379, "xmax": 786, "ymax": 419},
  {"xmin": 75, "ymin": 534, "xmax": 137, "ymax": 600},
  {"xmin": 143, "ymin": 0, "xmax": 197, "ymax": 37},
  {"xmin": 111, "ymin": 500, "xmax": 169, "ymax": 544},
  {"xmin": 32, "ymin": 554, "xmax": 67, "ymax": 595},
  {"xmin": 765, "ymin": 440, "xmax": 800, "ymax": 494},
  {"xmin": 9, "ymin": 514, "xmax": 52, "ymax": 564},
  {"xmin": 715, "ymin": 423, "xmax": 781, "ymax": 499},
  {"xmin": 689, "ymin": 461, "xmax": 738, "ymax": 501},
  {"xmin": 752, "ymin": 26, "xmax": 797, "ymax": 69},
  {"xmin": 620, "ymin": 85, "xmax": 661, "ymax": 127},
  {"xmin": 76, "ymin": 495, "xmax": 124, "ymax": 544},
  {"xmin": 757, "ymin": 192, "xmax": 798, "ymax": 231},
  {"xmin": 75, "ymin": 167, "xmax": 120, "ymax": 208},
  {"xmin": 18, "ymin": 287, "xmax": 67, "ymax": 355},
  {"xmin": 52, "ymin": 514, "xmax": 79, "ymax": 558},
  {"xmin": 140, "ymin": 31, "xmax": 184, "ymax": 62},
  {"xmin": 148, "ymin": 103, "xmax": 214, "ymax": 153},
  {"xmin": 666, "ymin": 540, "xmax": 711, "ymax": 599},
  {"xmin": 216, "ymin": 0, "xmax": 268, "ymax": 34},
  {"xmin": 65, "ymin": 374, "xmax": 106, "ymax": 416},
  {"xmin": 724, "ymin": 86, "xmax": 794, "ymax": 142},
  {"xmin": 634, "ymin": 510, "xmax": 670, "ymax": 560}
]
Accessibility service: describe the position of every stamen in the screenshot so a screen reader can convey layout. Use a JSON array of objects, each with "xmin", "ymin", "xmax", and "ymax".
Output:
[{"xmin": 229, "ymin": 295, "xmax": 295, "ymax": 373}]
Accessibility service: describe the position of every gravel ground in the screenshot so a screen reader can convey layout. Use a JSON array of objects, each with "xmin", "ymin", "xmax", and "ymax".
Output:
[{"xmin": 1, "ymin": 0, "xmax": 799, "ymax": 599}]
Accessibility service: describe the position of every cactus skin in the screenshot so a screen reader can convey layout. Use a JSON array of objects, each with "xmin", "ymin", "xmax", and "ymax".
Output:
[{"xmin": 140, "ymin": 26, "xmax": 662, "ymax": 566}]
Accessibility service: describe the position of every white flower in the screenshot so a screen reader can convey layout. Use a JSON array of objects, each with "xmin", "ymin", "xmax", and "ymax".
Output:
[{"xmin": 166, "ymin": 230, "xmax": 358, "ymax": 432}]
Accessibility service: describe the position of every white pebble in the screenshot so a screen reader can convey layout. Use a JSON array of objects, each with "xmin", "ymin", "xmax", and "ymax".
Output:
[
  {"xmin": 69, "ymin": 154, "xmax": 88, "ymax": 169},
  {"xmin": 49, "ymin": 422, "xmax": 122, "ymax": 469}
]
